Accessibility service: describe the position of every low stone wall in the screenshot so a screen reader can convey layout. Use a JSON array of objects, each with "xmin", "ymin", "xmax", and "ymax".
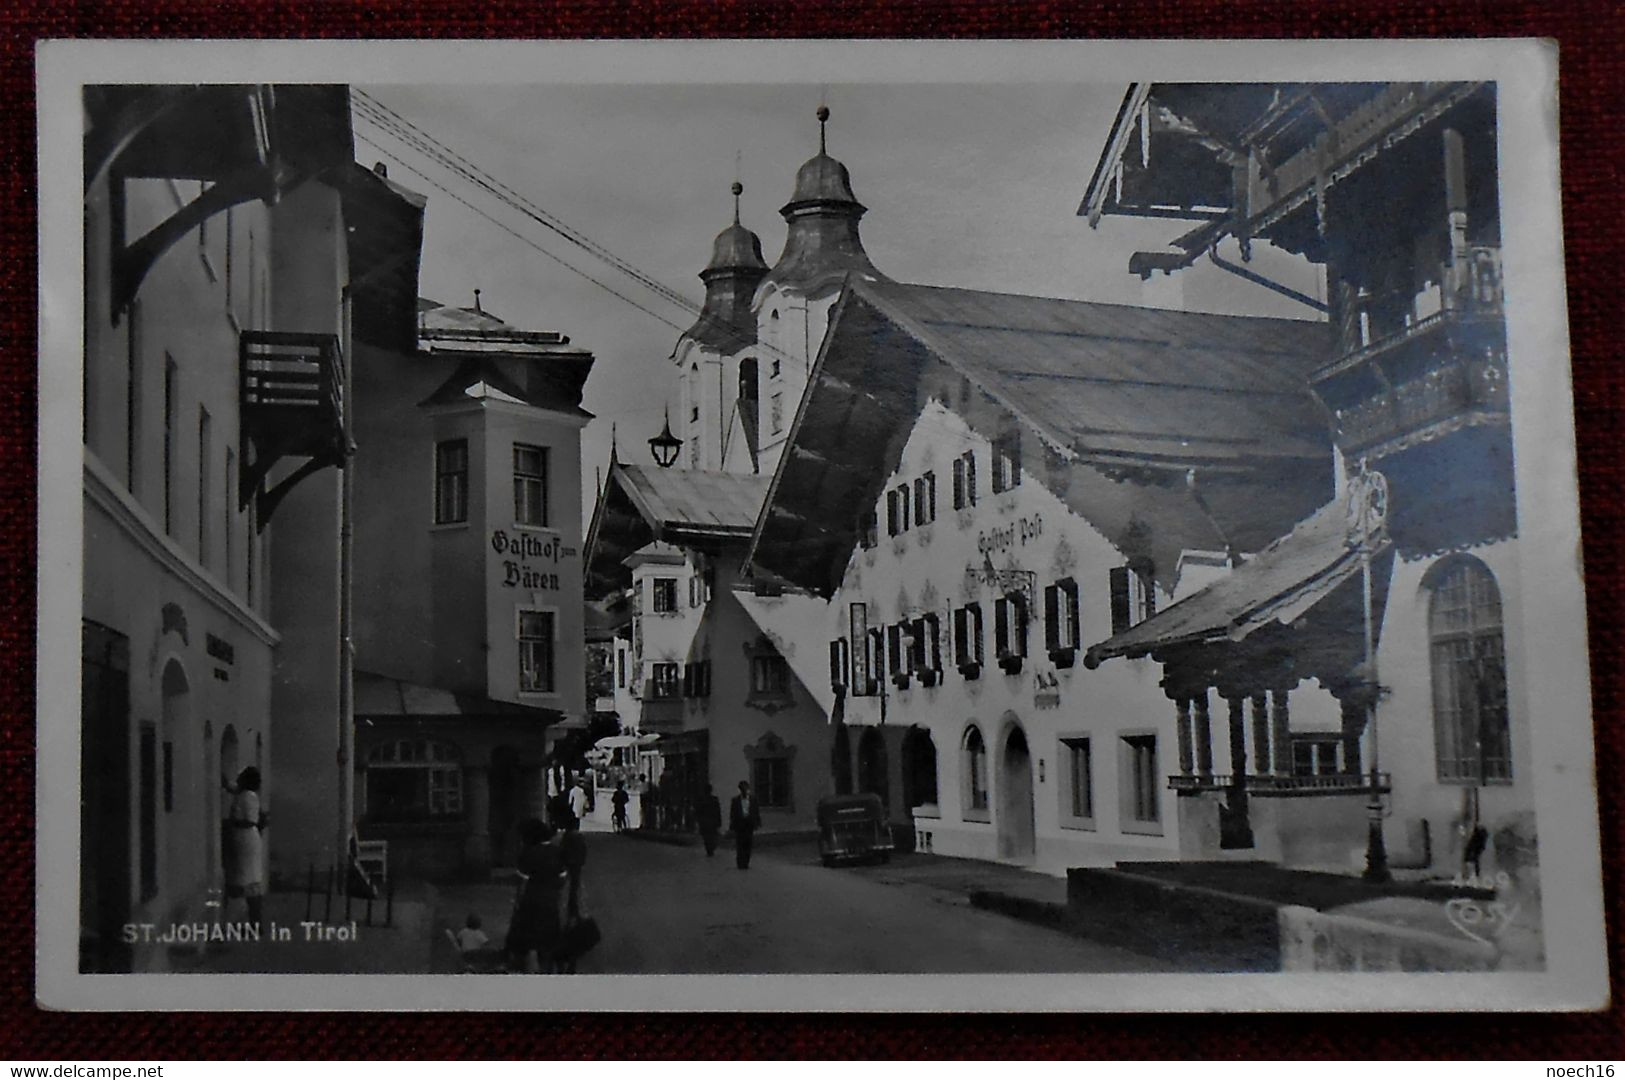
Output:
[
  {"xmin": 1278, "ymin": 904, "xmax": 1498, "ymax": 972},
  {"xmin": 1066, "ymin": 866, "xmax": 1282, "ymax": 971}
]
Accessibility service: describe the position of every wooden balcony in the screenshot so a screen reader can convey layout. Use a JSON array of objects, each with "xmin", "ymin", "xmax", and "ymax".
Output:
[
  {"xmin": 1169, "ymin": 772, "xmax": 1390, "ymax": 797},
  {"xmin": 238, "ymin": 330, "xmax": 347, "ymax": 525},
  {"xmin": 1314, "ymin": 246, "xmax": 1507, "ymax": 459}
]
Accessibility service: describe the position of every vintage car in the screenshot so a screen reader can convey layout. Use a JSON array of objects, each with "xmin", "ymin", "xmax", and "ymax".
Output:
[{"xmin": 816, "ymin": 793, "xmax": 895, "ymax": 867}]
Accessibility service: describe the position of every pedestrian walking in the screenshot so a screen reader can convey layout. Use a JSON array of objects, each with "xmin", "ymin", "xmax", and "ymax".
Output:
[
  {"xmin": 638, "ymin": 773, "xmax": 654, "ymax": 830},
  {"xmin": 611, "ymin": 781, "xmax": 630, "ymax": 832},
  {"xmin": 561, "ymin": 814, "xmax": 588, "ymax": 921},
  {"xmin": 696, "ymin": 784, "xmax": 722, "ymax": 856},
  {"xmin": 568, "ymin": 776, "xmax": 591, "ymax": 826},
  {"xmin": 728, "ymin": 780, "xmax": 762, "ymax": 869},
  {"xmin": 223, "ymin": 766, "xmax": 267, "ymax": 929},
  {"xmin": 505, "ymin": 818, "xmax": 564, "ymax": 973}
]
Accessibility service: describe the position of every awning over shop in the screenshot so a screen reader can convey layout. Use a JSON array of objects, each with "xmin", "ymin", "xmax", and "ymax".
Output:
[
  {"xmin": 354, "ymin": 669, "xmax": 560, "ymax": 721},
  {"xmin": 1083, "ymin": 481, "xmax": 1388, "ymax": 669}
]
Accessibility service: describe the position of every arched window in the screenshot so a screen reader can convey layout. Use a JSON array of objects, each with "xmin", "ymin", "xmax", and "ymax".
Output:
[
  {"xmin": 962, "ymin": 726, "xmax": 989, "ymax": 820},
  {"xmin": 737, "ymin": 358, "xmax": 760, "ymax": 457},
  {"xmin": 1427, "ymin": 557, "xmax": 1511, "ymax": 783},
  {"xmin": 365, "ymin": 738, "xmax": 465, "ymax": 821}
]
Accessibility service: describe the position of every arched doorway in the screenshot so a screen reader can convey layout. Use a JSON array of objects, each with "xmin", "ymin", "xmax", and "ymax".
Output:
[
  {"xmin": 857, "ymin": 727, "xmax": 889, "ymax": 812},
  {"xmin": 831, "ymin": 723, "xmax": 853, "ymax": 795},
  {"xmin": 997, "ymin": 721, "xmax": 1036, "ymax": 862},
  {"xmin": 901, "ymin": 726, "xmax": 938, "ymax": 811},
  {"xmin": 158, "ymin": 660, "xmax": 191, "ymax": 904}
]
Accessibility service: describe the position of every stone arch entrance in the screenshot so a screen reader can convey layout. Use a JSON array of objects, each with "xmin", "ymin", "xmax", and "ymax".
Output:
[
  {"xmin": 997, "ymin": 719, "xmax": 1036, "ymax": 862},
  {"xmin": 901, "ymin": 726, "xmax": 938, "ymax": 811},
  {"xmin": 857, "ymin": 727, "xmax": 889, "ymax": 812}
]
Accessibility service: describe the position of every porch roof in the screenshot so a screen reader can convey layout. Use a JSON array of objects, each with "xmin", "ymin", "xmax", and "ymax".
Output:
[
  {"xmin": 1083, "ymin": 490, "xmax": 1386, "ymax": 668},
  {"xmin": 354, "ymin": 669, "xmax": 558, "ymax": 720}
]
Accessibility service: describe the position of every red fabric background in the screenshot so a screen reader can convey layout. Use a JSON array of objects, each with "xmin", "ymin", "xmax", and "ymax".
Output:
[{"xmin": 4, "ymin": 1, "xmax": 1623, "ymax": 1059}]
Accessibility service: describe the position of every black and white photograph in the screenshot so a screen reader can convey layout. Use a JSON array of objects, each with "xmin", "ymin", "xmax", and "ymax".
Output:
[{"xmin": 36, "ymin": 38, "xmax": 1604, "ymax": 1011}]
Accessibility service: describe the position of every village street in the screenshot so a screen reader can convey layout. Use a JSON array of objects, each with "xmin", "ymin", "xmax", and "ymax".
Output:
[{"xmin": 433, "ymin": 833, "xmax": 1174, "ymax": 974}]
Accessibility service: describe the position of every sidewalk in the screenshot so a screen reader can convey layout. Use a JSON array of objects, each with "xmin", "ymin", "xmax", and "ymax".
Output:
[{"xmin": 172, "ymin": 881, "xmax": 438, "ymax": 974}]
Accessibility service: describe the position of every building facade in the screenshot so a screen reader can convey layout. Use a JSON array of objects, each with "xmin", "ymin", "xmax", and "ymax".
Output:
[
  {"xmin": 747, "ymin": 280, "xmax": 1351, "ymax": 872},
  {"xmin": 337, "ymin": 295, "xmax": 595, "ymax": 879},
  {"xmin": 1080, "ymin": 82, "xmax": 1531, "ymax": 887},
  {"xmin": 79, "ymin": 86, "xmax": 403, "ymax": 970}
]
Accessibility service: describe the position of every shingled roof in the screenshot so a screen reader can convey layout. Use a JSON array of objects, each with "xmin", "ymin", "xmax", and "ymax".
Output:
[{"xmin": 748, "ymin": 278, "xmax": 1334, "ymax": 598}]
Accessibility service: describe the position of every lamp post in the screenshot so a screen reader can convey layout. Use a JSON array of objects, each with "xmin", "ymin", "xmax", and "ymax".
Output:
[
  {"xmin": 648, "ymin": 408, "xmax": 683, "ymax": 469},
  {"xmin": 1350, "ymin": 467, "xmax": 1391, "ymax": 884}
]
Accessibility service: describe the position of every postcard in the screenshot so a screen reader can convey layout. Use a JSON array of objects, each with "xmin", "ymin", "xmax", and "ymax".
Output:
[{"xmin": 36, "ymin": 37, "xmax": 1605, "ymax": 1011}]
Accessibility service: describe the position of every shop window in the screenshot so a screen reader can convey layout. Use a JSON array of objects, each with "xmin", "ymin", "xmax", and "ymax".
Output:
[
  {"xmin": 954, "ymin": 603, "xmax": 984, "ymax": 676},
  {"xmin": 962, "ymin": 726, "xmax": 990, "ymax": 820},
  {"xmin": 1109, "ymin": 560, "xmax": 1157, "ymax": 634},
  {"xmin": 991, "ymin": 430, "xmax": 1022, "ymax": 493},
  {"xmin": 914, "ymin": 472, "xmax": 937, "ymax": 526},
  {"xmin": 1044, "ymin": 577, "xmax": 1081, "ymax": 666},
  {"xmin": 651, "ymin": 577, "xmax": 679, "ymax": 614},
  {"xmin": 1060, "ymin": 736, "xmax": 1094, "ymax": 828},
  {"xmin": 518, "ymin": 610, "xmax": 557, "ymax": 693},
  {"xmin": 434, "ymin": 439, "xmax": 469, "ymax": 525},
  {"xmin": 513, "ymin": 443, "xmax": 549, "ymax": 527},
  {"xmin": 952, "ymin": 450, "xmax": 977, "ymax": 510},
  {"xmin": 365, "ymin": 739, "xmax": 464, "ymax": 822},
  {"xmin": 1119, "ymin": 733, "xmax": 1161, "ymax": 833},
  {"xmin": 994, "ymin": 593, "xmax": 1028, "ymax": 673},
  {"xmin": 1427, "ymin": 557, "xmax": 1512, "ymax": 783}
]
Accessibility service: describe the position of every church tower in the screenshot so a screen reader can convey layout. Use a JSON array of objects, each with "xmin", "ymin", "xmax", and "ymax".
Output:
[
  {"xmin": 672, "ymin": 180, "xmax": 769, "ymax": 473},
  {"xmin": 752, "ymin": 105, "xmax": 884, "ymax": 477}
]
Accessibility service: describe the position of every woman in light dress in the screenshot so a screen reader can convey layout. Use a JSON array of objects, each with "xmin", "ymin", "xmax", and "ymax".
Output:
[{"xmin": 224, "ymin": 766, "xmax": 266, "ymax": 929}]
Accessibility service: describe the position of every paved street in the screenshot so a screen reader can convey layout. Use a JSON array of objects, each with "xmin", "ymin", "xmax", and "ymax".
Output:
[{"xmin": 435, "ymin": 833, "xmax": 1173, "ymax": 974}]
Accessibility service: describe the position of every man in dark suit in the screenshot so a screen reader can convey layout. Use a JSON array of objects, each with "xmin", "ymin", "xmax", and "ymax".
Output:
[{"xmin": 728, "ymin": 780, "xmax": 762, "ymax": 869}]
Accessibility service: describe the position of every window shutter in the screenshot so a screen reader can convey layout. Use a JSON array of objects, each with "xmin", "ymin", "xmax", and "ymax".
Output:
[
  {"xmin": 1044, "ymin": 584, "xmax": 1060, "ymax": 651},
  {"xmin": 966, "ymin": 452, "xmax": 977, "ymax": 505},
  {"xmin": 952, "ymin": 459, "xmax": 964, "ymax": 509},
  {"xmin": 1110, "ymin": 566, "xmax": 1132, "ymax": 634}
]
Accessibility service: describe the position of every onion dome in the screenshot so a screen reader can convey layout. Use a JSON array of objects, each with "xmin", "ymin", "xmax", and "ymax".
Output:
[
  {"xmin": 760, "ymin": 105, "xmax": 883, "ymax": 297},
  {"xmin": 680, "ymin": 180, "xmax": 769, "ymax": 353}
]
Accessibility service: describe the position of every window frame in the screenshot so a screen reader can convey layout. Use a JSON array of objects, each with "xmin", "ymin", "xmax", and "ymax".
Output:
[
  {"xmin": 651, "ymin": 576, "xmax": 680, "ymax": 615},
  {"xmin": 748, "ymin": 652, "xmax": 792, "ymax": 702},
  {"xmin": 952, "ymin": 450, "xmax": 977, "ymax": 510},
  {"xmin": 1118, "ymin": 731, "xmax": 1163, "ymax": 835},
  {"xmin": 954, "ymin": 603, "xmax": 985, "ymax": 675},
  {"xmin": 434, "ymin": 438, "xmax": 470, "ymax": 526},
  {"xmin": 991, "ymin": 430, "xmax": 1022, "ymax": 493},
  {"xmin": 1044, "ymin": 577, "xmax": 1082, "ymax": 664},
  {"xmin": 994, "ymin": 592, "xmax": 1028, "ymax": 670},
  {"xmin": 364, "ymin": 738, "xmax": 466, "ymax": 822},
  {"xmin": 512, "ymin": 442, "xmax": 550, "ymax": 528},
  {"xmin": 1059, "ymin": 734, "xmax": 1095, "ymax": 830},
  {"xmin": 1427, "ymin": 557, "xmax": 1512, "ymax": 785},
  {"xmin": 517, "ymin": 608, "xmax": 558, "ymax": 695},
  {"xmin": 961, "ymin": 725, "xmax": 990, "ymax": 822}
]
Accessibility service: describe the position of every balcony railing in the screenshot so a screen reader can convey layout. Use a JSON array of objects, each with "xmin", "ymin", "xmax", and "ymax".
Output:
[
  {"xmin": 1321, "ymin": 245, "xmax": 1504, "ymax": 381},
  {"xmin": 1169, "ymin": 772, "xmax": 1391, "ymax": 796},
  {"xmin": 238, "ymin": 329, "xmax": 347, "ymax": 524},
  {"xmin": 1333, "ymin": 349, "xmax": 1507, "ymax": 457}
]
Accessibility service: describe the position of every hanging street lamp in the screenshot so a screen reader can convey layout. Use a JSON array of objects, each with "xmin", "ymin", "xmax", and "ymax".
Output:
[{"xmin": 648, "ymin": 407, "xmax": 683, "ymax": 469}]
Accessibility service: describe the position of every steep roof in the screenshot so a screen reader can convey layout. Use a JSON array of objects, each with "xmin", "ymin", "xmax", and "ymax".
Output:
[
  {"xmin": 748, "ymin": 278, "xmax": 1333, "ymax": 597},
  {"xmin": 584, "ymin": 463, "xmax": 771, "ymax": 598}
]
